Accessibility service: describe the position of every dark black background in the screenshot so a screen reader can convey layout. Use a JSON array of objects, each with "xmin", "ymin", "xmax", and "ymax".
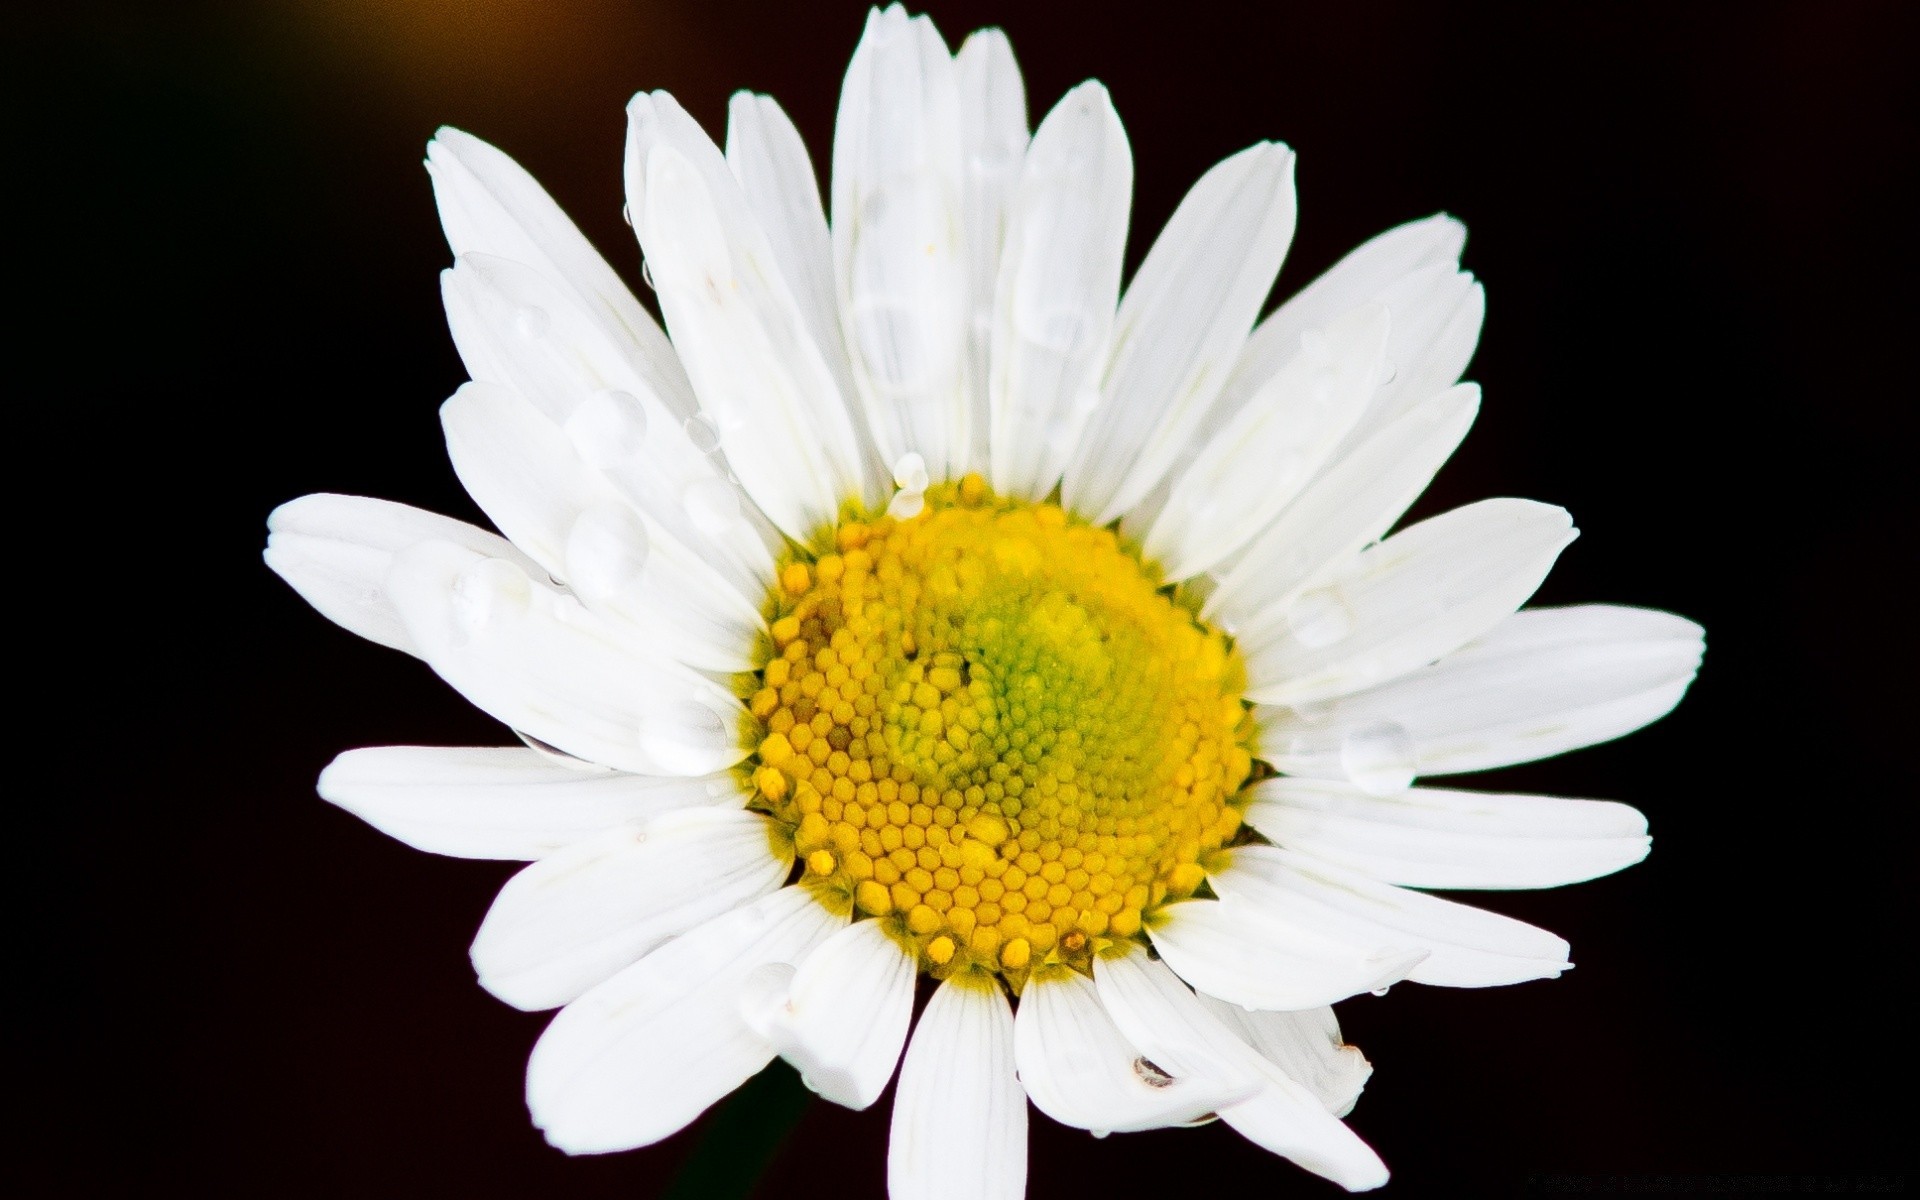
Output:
[{"xmin": 24, "ymin": 1, "xmax": 1912, "ymax": 1196}]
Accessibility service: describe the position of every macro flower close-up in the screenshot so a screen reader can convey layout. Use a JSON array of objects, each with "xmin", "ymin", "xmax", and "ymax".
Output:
[{"xmin": 260, "ymin": 7, "xmax": 1705, "ymax": 1195}]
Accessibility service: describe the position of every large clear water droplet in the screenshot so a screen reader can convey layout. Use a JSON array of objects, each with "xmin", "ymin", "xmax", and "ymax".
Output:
[
  {"xmin": 683, "ymin": 412, "xmax": 721, "ymax": 454},
  {"xmin": 1286, "ymin": 587, "xmax": 1354, "ymax": 648},
  {"xmin": 564, "ymin": 505, "xmax": 651, "ymax": 603},
  {"xmin": 450, "ymin": 558, "xmax": 532, "ymax": 639},
  {"xmin": 638, "ymin": 703, "xmax": 731, "ymax": 775},
  {"xmin": 891, "ymin": 452, "xmax": 929, "ymax": 492},
  {"xmin": 683, "ymin": 478, "xmax": 741, "ymax": 534},
  {"xmin": 1340, "ymin": 720, "xmax": 1417, "ymax": 795},
  {"xmin": 565, "ymin": 389, "xmax": 650, "ymax": 469},
  {"xmin": 640, "ymin": 258, "xmax": 657, "ymax": 291}
]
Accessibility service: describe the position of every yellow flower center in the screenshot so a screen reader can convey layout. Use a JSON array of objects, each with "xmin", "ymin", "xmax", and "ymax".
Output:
[{"xmin": 745, "ymin": 476, "xmax": 1253, "ymax": 988}]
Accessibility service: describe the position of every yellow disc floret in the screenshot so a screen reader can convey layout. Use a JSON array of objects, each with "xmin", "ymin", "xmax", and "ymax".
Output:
[{"xmin": 747, "ymin": 476, "xmax": 1253, "ymax": 990}]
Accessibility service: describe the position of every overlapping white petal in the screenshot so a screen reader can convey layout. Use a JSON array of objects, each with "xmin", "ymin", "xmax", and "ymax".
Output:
[
  {"xmin": 316, "ymin": 745, "xmax": 741, "ymax": 860},
  {"xmin": 956, "ymin": 28, "xmax": 1029, "ymax": 474},
  {"xmin": 527, "ymin": 885, "xmax": 844, "ymax": 1154},
  {"xmin": 1262, "ymin": 605, "xmax": 1705, "ymax": 786},
  {"xmin": 1196, "ymin": 997, "xmax": 1372, "ymax": 1118},
  {"xmin": 384, "ymin": 538, "xmax": 745, "ymax": 776},
  {"xmin": 1206, "ymin": 384, "xmax": 1480, "ymax": 636},
  {"xmin": 833, "ymin": 6, "xmax": 973, "ymax": 483},
  {"xmin": 1242, "ymin": 498, "xmax": 1577, "ymax": 706},
  {"xmin": 265, "ymin": 493, "xmax": 541, "ymax": 657},
  {"xmin": 1147, "ymin": 897, "xmax": 1428, "ymax": 1010},
  {"xmin": 1063, "ymin": 141, "xmax": 1298, "ymax": 524},
  {"xmin": 889, "ymin": 973, "xmax": 1025, "ymax": 1200},
  {"xmin": 1244, "ymin": 776, "xmax": 1651, "ymax": 890},
  {"xmin": 1014, "ymin": 967, "xmax": 1254, "ymax": 1134},
  {"xmin": 1211, "ymin": 846, "xmax": 1571, "ymax": 987},
  {"xmin": 471, "ymin": 807, "xmax": 791, "ymax": 1011},
  {"xmin": 627, "ymin": 94, "xmax": 873, "ymax": 536},
  {"xmin": 426, "ymin": 127, "xmax": 696, "ymax": 419},
  {"xmin": 754, "ymin": 918, "xmax": 916, "ymax": 1110},
  {"xmin": 987, "ymin": 80, "xmax": 1130, "ymax": 499},
  {"xmin": 1095, "ymin": 953, "xmax": 1388, "ymax": 1192}
]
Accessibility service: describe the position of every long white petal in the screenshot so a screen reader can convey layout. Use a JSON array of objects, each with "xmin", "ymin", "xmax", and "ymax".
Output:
[
  {"xmin": 1243, "ymin": 498, "xmax": 1577, "ymax": 706},
  {"xmin": 316, "ymin": 745, "xmax": 742, "ymax": 860},
  {"xmin": 1145, "ymin": 304, "xmax": 1389, "ymax": 577},
  {"xmin": 833, "ymin": 7, "xmax": 972, "ymax": 480},
  {"xmin": 1243, "ymin": 776, "xmax": 1650, "ymax": 890},
  {"xmin": 471, "ymin": 808, "xmax": 791, "ymax": 1011},
  {"xmin": 1352, "ymin": 264, "xmax": 1485, "ymax": 443},
  {"xmin": 629, "ymin": 96, "xmax": 872, "ymax": 536},
  {"xmin": 1211, "ymin": 846, "xmax": 1571, "ymax": 988},
  {"xmin": 264, "ymin": 493, "xmax": 538, "ymax": 657},
  {"xmin": 1205, "ymin": 385, "xmax": 1479, "ymax": 636},
  {"xmin": 1095, "ymin": 952, "xmax": 1389, "ymax": 1192},
  {"xmin": 1063, "ymin": 142, "xmax": 1297, "ymax": 524},
  {"xmin": 1146, "ymin": 898, "xmax": 1427, "ymax": 1010},
  {"xmin": 1261, "ymin": 605, "xmax": 1705, "ymax": 784},
  {"xmin": 527, "ymin": 886, "xmax": 843, "ymax": 1154},
  {"xmin": 889, "ymin": 973, "xmax": 1026, "ymax": 1200},
  {"xmin": 1014, "ymin": 967, "xmax": 1253, "ymax": 1134},
  {"xmin": 1197, "ymin": 998, "xmax": 1372, "ymax": 1117},
  {"xmin": 987, "ymin": 81, "xmax": 1131, "ymax": 500},
  {"xmin": 757, "ymin": 919, "xmax": 915, "ymax": 1110},
  {"xmin": 384, "ymin": 538, "xmax": 746, "ymax": 777},
  {"xmin": 425, "ymin": 127, "xmax": 695, "ymax": 419},
  {"xmin": 956, "ymin": 28, "xmax": 1029, "ymax": 475}
]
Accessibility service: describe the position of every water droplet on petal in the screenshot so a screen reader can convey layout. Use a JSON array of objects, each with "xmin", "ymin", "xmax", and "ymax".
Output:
[
  {"xmin": 1340, "ymin": 720, "xmax": 1417, "ymax": 796},
  {"xmin": 450, "ymin": 558, "xmax": 532, "ymax": 639},
  {"xmin": 640, "ymin": 258, "xmax": 657, "ymax": 291},
  {"xmin": 637, "ymin": 701, "xmax": 733, "ymax": 775},
  {"xmin": 738, "ymin": 961, "xmax": 795, "ymax": 1037},
  {"xmin": 1286, "ymin": 587, "xmax": 1354, "ymax": 648},
  {"xmin": 891, "ymin": 452, "xmax": 929, "ymax": 492},
  {"xmin": 564, "ymin": 505, "xmax": 651, "ymax": 603},
  {"xmin": 683, "ymin": 478, "xmax": 742, "ymax": 535},
  {"xmin": 513, "ymin": 305, "xmax": 549, "ymax": 339},
  {"xmin": 1370, "ymin": 985, "xmax": 1392, "ymax": 998},
  {"xmin": 621, "ymin": 202, "xmax": 633, "ymax": 227},
  {"xmin": 565, "ymin": 390, "xmax": 651, "ymax": 469},
  {"xmin": 683, "ymin": 412, "xmax": 721, "ymax": 454},
  {"xmin": 887, "ymin": 490, "xmax": 925, "ymax": 520}
]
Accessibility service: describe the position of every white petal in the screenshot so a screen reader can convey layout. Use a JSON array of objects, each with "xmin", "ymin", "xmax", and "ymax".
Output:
[
  {"xmin": 987, "ymin": 80, "xmax": 1131, "ymax": 500},
  {"xmin": 1355, "ymin": 265, "xmax": 1485, "ymax": 441},
  {"xmin": 1211, "ymin": 846, "xmax": 1571, "ymax": 988},
  {"xmin": 440, "ymin": 380, "xmax": 764, "ymax": 672},
  {"xmin": 724, "ymin": 92, "xmax": 860, "ymax": 416},
  {"xmin": 758, "ymin": 919, "xmax": 915, "ymax": 1110},
  {"xmin": 265, "ymin": 493, "xmax": 540, "ymax": 657},
  {"xmin": 384, "ymin": 538, "xmax": 746, "ymax": 776},
  {"xmin": 1197, "ymin": 998, "xmax": 1372, "ymax": 1117},
  {"xmin": 1215, "ymin": 214, "xmax": 1464, "ymax": 426},
  {"xmin": 425, "ymin": 127, "xmax": 695, "ymax": 419},
  {"xmin": 1261, "ymin": 604, "xmax": 1705, "ymax": 781},
  {"xmin": 1095, "ymin": 952, "xmax": 1389, "ymax": 1192},
  {"xmin": 1146, "ymin": 898, "xmax": 1427, "ymax": 1010},
  {"xmin": 1145, "ymin": 305, "xmax": 1389, "ymax": 578},
  {"xmin": 956, "ymin": 28, "xmax": 1029, "ymax": 475},
  {"xmin": 472, "ymin": 808, "xmax": 790, "ymax": 1011},
  {"xmin": 1243, "ymin": 498, "xmax": 1577, "ymax": 706},
  {"xmin": 317, "ymin": 745, "xmax": 743, "ymax": 860},
  {"xmin": 527, "ymin": 885, "xmax": 843, "ymax": 1154},
  {"xmin": 833, "ymin": 7, "xmax": 972, "ymax": 480},
  {"xmin": 888, "ymin": 973, "xmax": 1026, "ymax": 1200},
  {"xmin": 629, "ymin": 96, "xmax": 873, "ymax": 536},
  {"xmin": 1205, "ymin": 384, "xmax": 1479, "ymax": 636},
  {"xmin": 1063, "ymin": 142, "xmax": 1297, "ymax": 524},
  {"xmin": 1013, "ymin": 967, "xmax": 1253, "ymax": 1134},
  {"xmin": 1243, "ymin": 776, "xmax": 1650, "ymax": 890}
]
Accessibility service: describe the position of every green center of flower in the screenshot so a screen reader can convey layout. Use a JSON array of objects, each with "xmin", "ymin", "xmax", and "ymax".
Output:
[{"xmin": 745, "ymin": 476, "xmax": 1253, "ymax": 986}]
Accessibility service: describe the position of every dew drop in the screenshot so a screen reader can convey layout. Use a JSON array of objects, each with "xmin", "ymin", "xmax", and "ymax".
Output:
[
  {"xmin": 564, "ymin": 505, "xmax": 651, "ymax": 603},
  {"xmin": 683, "ymin": 478, "xmax": 742, "ymax": 534},
  {"xmin": 513, "ymin": 305, "xmax": 549, "ymax": 339},
  {"xmin": 891, "ymin": 452, "xmax": 929, "ymax": 493},
  {"xmin": 1285, "ymin": 587, "xmax": 1354, "ymax": 648},
  {"xmin": 1339, "ymin": 720, "xmax": 1417, "ymax": 796},
  {"xmin": 565, "ymin": 389, "xmax": 650, "ymax": 469},
  {"xmin": 638, "ymin": 703, "xmax": 732, "ymax": 776},
  {"xmin": 621, "ymin": 202, "xmax": 633, "ymax": 227},
  {"xmin": 887, "ymin": 489, "xmax": 925, "ymax": 520},
  {"xmin": 450, "ymin": 558, "xmax": 532, "ymax": 639},
  {"xmin": 514, "ymin": 730, "xmax": 609, "ymax": 772},
  {"xmin": 683, "ymin": 412, "xmax": 722, "ymax": 454},
  {"xmin": 1370, "ymin": 985, "xmax": 1392, "ymax": 997},
  {"xmin": 640, "ymin": 258, "xmax": 657, "ymax": 292}
]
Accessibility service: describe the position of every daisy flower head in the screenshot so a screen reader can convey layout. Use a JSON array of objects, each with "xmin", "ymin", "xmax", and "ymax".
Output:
[{"xmin": 265, "ymin": 6, "xmax": 1703, "ymax": 1196}]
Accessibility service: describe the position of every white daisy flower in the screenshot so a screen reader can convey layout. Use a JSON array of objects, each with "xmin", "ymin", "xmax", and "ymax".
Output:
[{"xmin": 265, "ymin": 6, "xmax": 1703, "ymax": 1196}]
